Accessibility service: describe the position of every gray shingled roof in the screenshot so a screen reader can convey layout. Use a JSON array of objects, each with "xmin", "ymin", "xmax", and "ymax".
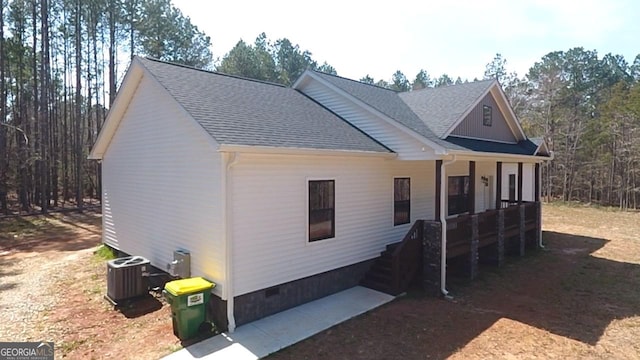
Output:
[
  {"xmin": 445, "ymin": 137, "xmax": 540, "ymax": 156},
  {"xmin": 399, "ymin": 80, "xmax": 495, "ymax": 137},
  {"xmin": 315, "ymin": 72, "xmax": 502, "ymax": 150},
  {"xmin": 138, "ymin": 58, "xmax": 391, "ymax": 153},
  {"xmin": 311, "ymin": 72, "xmax": 457, "ymax": 149},
  {"xmin": 310, "ymin": 72, "xmax": 538, "ymax": 156}
]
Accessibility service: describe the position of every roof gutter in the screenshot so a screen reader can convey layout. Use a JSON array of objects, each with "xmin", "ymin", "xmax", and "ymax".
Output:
[
  {"xmin": 446, "ymin": 149, "xmax": 553, "ymax": 162},
  {"xmin": 217, "ymin": 144, "xmax": 397, "ymax": 159}
]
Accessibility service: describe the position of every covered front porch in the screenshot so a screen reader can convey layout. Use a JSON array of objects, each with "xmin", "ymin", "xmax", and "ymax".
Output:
[
  {"xmin": 426, "ymin": 158, "xmax": 543, "ymax": 293},
  {"xmin": 362, "ymin": 157, "xmax": 544, "ymax": 296}
]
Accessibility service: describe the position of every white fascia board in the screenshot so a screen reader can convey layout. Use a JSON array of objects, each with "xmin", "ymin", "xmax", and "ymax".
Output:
[
  {"xmin": 291, "ymin": 70, "xmax": 312, "ymax": 89},
  {"xmin": 88, "ymin": 59, "xmax": 144, "ymax": 159},
  {"xmin": 140, "ymin": 62, "xmax": 220, "ymax": 151},
  {"xmin": 446, "ymin": 149, "xmax": 550, "ymax": 163},
  {"xmin": 441, "ymin": 82, "xmax": 527, "ymax": 142},
  {"xmin": 490, "ymin": 86, "xmax": 527, "ymax": 141},
  {"xmin": 217, "ymin": 144, "xmax": 397, "ymax": 159},
  {"xmin": 298, "ymin": 71, "xmax": 447, "ymax": 155},
  {"xmin": 441, "ymin": 81, "xmax": 495, "ymax": 138},
  {"xmin": 90, "ymin": 58, "xmax": 221, "ymax": 160},
  {"xmin": 534, "ymin": 141, "xmax": 550, "ymax": 156}
]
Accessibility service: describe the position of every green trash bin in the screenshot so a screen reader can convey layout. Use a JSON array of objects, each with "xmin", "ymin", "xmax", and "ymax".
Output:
[{"xmin": 163, "ymin": 277, "xmax": 215, "ymax": 340}]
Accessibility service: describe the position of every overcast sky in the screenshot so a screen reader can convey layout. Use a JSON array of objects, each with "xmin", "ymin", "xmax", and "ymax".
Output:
[{"xmin": 171, "ymin": 0, "xmax": 639, "ymax": 82}]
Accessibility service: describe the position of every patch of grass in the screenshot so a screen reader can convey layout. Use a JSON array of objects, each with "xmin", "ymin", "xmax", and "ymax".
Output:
[
  {"xmin": 165, "ymin": 343, "xmax": 183, "ymax": 353},
  {"xmin": 94, "ymin": 244, "xmax": 118, "ymax": 261},
  {"xmin": 59, "ymin": 339, "xmax": 86, "ymax": 354},
  {"xmin": 84, "ymin": 283, "xmax": 103, "ymax": 296},
  {"xmin": 545, "ymin": 200, "xmax": 635, "ymax": 213},
  {"xmin": 0, "ymin": 217, "xmax": 51, "ymax": 237}
]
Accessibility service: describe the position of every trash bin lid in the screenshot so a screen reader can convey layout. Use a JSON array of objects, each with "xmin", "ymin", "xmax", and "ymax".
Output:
[{"xmin": 165, "ymin": 277, "xmax": 214, "ymax": 296}]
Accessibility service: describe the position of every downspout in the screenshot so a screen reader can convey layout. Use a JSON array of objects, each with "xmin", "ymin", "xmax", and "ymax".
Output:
[
  {"xmin": 223, "ymin": 152, "xmax": 240, "ymax": 332},
  {"xmin": 440, "ymin": 155, "xmax": 457, "ymax": 297},
  {"xmin": 538, "ymin": 161, "xmax": 545, "ymax": 249}
]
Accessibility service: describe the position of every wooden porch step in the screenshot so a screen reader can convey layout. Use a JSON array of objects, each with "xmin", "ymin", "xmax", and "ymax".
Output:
[
  {"xmin": 361, "ymin": 277, "xmax": 400, "ymax": 296},
  {"xmin": 364, "ymin": 268, "xmax": 392, "ymax": 283},
  {"xmin": 361, "ymin": 222, "xmax": 424, "ymax": 297},
  {"xmin": 361, "ymin": 244, "xmax": 398, "ymax": 295}
]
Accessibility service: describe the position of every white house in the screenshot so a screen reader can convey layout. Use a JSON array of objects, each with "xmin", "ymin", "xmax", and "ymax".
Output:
[{"xmin": 89, "ymin": 57, "xmax": 550, "ymax": 331}]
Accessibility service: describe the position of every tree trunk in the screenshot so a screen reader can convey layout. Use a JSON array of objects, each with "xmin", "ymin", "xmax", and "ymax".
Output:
[
  {"xmin": 0, "ymin": 0, "xmax": 7, "ymax": 214},
  {"xmin": 109, "ymin": 0, "xmax": 117, "ymax": 106},
  {"xmin": 129, "ymin": 0, "xmax": 136, "ymax": 60},
  {"xmin": 75, "ymin": 0, "xmax": 83, "ymax": 210},
  {"xmin": 40, "ymin": 0, "xmax": 50, "ymax": 213}
]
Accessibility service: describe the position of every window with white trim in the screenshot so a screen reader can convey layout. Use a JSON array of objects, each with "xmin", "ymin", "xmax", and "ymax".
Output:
[
  {"xmin": 308, "ymin": 180, "xmax": 335, "ymax": 242},
  {"xmin": 483, "ymin": 105, "xmax": 492, "ymax": 126}
]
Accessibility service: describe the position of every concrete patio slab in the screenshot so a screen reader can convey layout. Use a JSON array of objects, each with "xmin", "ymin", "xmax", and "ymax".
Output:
[{"xmin": 162, "ymin": 286, "xmax": 395, "ymax": 360}]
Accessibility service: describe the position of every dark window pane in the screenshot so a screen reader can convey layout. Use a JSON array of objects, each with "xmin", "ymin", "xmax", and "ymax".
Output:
[
  {"xmin": 448, "ymin": 176, "xmax": 469, "ymax": 216},
  {"xmin": 508, "ymin": 174, "xmax": 516, "ymax": 202},
  {"xmin": 483, "ymin": 105, "xmax": 492, "ymax": 126},
  {"xmin": 309, "ymin": 180, "xmax": 335, "ymax": 242},
  {"xmin": 394, "ymin": 178, "xmax": 410, "ymax": 225}
]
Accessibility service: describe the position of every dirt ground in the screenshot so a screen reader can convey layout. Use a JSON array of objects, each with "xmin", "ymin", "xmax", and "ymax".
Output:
[
  {"xmin": 0, "ymin": 211, "xmax": 182, "ymax": 359},
  {"xmin": 1, "ymin": 203, "xmax": 639, "ymax": 359},
  {"xmin": 269, "ymin": 204, "xmax": 640, "ymax": 359}
]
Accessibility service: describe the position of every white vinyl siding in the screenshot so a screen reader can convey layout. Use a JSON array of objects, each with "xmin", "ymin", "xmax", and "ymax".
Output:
[
  {"xmin": 101, "ymin": 74, "xmax": 225, "ymax": 296},
  {"xmin": 522, "ymin": 163, "xmax": 535, "ymax": 201},
  {"xmin": 230, "ymin": 154, "xmax": 435, "ymax": 296},
  {"xmin": 475, "ymin": 161, "xmax": 497, "ymax": 212},
  {"xmin": 501, "ymin": 163, "xmax": 517, "ymax": 202},
  {"xmin": 500, "ymin": 162, "xmax": 535, "ymax": 203},
  {"xmin": 444, "ymin": 160, "xmax": 504, "ymax": 214},
  {"xmin": 297, "ymin": 80, "xmax": 437, "ymax": 160}
]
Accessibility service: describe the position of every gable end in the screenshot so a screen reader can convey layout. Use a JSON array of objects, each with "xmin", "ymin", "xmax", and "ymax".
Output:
[{"xmin": 451, "ymin": 91, "xmax": 517, "ymax": 143}]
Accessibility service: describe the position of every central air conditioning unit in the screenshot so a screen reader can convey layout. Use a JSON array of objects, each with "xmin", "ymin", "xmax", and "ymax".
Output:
[{"xmin": 106, "ymin": 256, "xmax": 150, "ymax": 303}]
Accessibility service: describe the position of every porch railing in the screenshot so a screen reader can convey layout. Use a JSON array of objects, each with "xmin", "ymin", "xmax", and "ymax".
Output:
[
  {"xmin": 503, "ymin": 204, "xmax": 520, "ymax": 237},
  {"xmin": 524, "ymin": 201, "xmax": 537, "ymax": 230},
  {"xmin": 390, "ymin": 220, "xmax": 424, "ymax": 294},
  {"xmin": 446, "ymin": 215, "xmax": 472, "ymax": 258},
  {"xmin": 500, "ymin": 200, "xmax": 516, "ymax": 208},
  {"xmin": 446, "ymin": 201, "xmax": 538, "ymax": 258},
  {"xmin": 477, "ymin": 209, "xmax": 499, "ymax": 246}
]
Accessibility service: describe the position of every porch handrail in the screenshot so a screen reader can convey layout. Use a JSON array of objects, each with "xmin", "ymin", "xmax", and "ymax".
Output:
[
  {"xmin": 390, "ymin": 220, "xmax": 424, "ymax": 294},
  {"xmin": 446, "ymin": 214, "xmax": 472, "ymax": 247}
]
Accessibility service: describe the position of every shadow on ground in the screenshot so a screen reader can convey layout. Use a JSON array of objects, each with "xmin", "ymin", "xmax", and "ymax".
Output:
[
  {"xmin": 115, "ymin": 295, "xmax": 165, "ymax": 319},
  {"xmin": 0, "ymin": 210, "xmax": 101, "ymax": 253},
  {"xmin": 270, "ymin": 230, "xmax": 640, "ymax": 359},
  {"xmin": 443, "ymin": 231, "xmax": 640, "ymax": 346}
]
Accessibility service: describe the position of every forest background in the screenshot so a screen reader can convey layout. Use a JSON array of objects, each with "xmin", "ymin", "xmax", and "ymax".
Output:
[{"xmin": 1, "ymin": 0, "xmax": 639, "ymax": 215}]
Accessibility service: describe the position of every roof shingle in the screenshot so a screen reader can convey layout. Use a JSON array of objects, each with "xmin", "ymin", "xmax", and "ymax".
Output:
[
  {"xmin": 399, "ymin": 80, "xmax": 495, "ymax": 137},
  {"xmin": 311, "ymin": 72, "xmax": 456, "ymax": 149},
  {"xmin": 444, "ymin": 136, "xmax": 539, "ymax": 155},
  {"xmin": 138, "ymin": 58, "xmax": 391, "ymax": 153},
  {"xmin": 311, "ymin": 72, "xmax": 501, "ymax": 152}
]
